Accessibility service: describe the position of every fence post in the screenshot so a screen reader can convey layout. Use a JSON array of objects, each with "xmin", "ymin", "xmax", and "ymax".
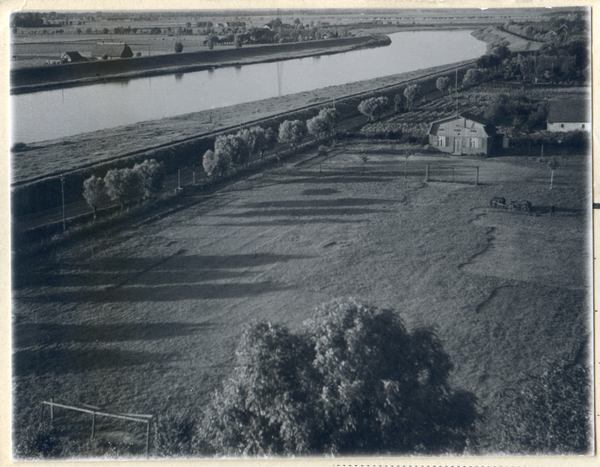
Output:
[
  {"xmin": 178, "ymin": 169, "xmax": 181, "ymax": 189},
  {"xmin": 60, "ymin": 176, "xmax": 66, "ymax": 232},
  {"xmin": 475, "ymin": 166, "xmax": 479, "ymax": 186},
  {"xmin": 146, "ymin": 420, "xmax": 150, "ymax": 458},
  {"xmin": 91, "ymin": 412, "xmax": 96, "ymax": 440},
  {"xmin": 192, "ymin": 166, "xmax": 196, "ymax": 185},
  {"xmin": 50, "ymin": 397, "xmax": 54, "ymax": 426},
  {"xmin": 40, "ymin": 403, "xmax": 44, "ymax": 425},
  {"xmin": 425, "ymin": 165, "xmax": 429, "ymax": 181}
]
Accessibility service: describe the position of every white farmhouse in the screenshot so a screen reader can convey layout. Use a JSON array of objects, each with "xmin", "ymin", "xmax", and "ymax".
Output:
[{"xmin": 546, "ymin": 99, "xmax": 590, "ymax": 132}]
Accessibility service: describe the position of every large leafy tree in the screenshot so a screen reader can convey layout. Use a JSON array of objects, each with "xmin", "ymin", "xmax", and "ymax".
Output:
[
  {"xmin": 104, "ymin": 167, "xmax": 142, "ymax": 209},
  {"xmin": 358, "ymin": 96, "xmax": 389, "ymax": 122},
  {"xmin": 203, "ymin": 149, "xmax": 229, "ymax": 179},
  {"xmin": 403, "ymin": 84, "xmax": 422, "ymax": 110},
  {"xmin": 436, "ymin": 76, "xmax": 451, "ymax": 96},
  {"xmin": 196, "ymin": 299, "xmax": 477, "ymax": 456},
  {"xmin": 133, "ymin": 159, "xmax": 165, "ymax": 200},
  {"xmin": 245, "ymin": 126, "xmax": 271, "ymax": 160},
  {"xmin": 83, "ymin": 175, "xmax": 109, "ymax": 218},
  {"xmin": 278, "ymin": 120, "xmax": 307, "ymax": 150},
  {"xmin": 215, "ymin": 134, "xmax": 250, "ymax": 167}
]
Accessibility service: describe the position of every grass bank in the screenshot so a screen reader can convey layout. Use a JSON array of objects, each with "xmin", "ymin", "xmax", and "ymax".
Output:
[{"xmin": 12, "ymin": 142, "xmax": 591, "ymax": 457}]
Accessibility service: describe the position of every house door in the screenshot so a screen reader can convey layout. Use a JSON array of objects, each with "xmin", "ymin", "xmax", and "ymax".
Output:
[{"xmin": 454, "ymin": 137, "xmax": 462, "ymax": 154}]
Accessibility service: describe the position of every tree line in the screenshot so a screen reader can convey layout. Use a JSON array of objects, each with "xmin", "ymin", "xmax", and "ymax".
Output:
[
  {"xmin": 202, "ymin": 107, "xmax": 338, "ymax": 179},
  {"xmin": 83, "ymin": 159, "xmax": 165, "ymax": 218}
]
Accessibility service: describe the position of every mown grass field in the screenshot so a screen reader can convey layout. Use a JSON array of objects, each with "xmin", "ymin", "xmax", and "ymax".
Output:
[{"xmin": 12, "ymin": 142, "xmax": 591, "ymax": 457}]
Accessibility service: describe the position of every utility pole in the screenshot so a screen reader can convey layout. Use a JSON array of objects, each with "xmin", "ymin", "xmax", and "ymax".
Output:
[
  {"xmin": 60, "ymin": 174, "xmax": 66, "ymax": 232},
  {"xmin": 455, "ymin": 69, "xmax": 459, "ymax": 116}
]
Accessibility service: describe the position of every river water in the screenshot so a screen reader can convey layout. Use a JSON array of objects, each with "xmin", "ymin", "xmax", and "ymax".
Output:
[{"xmin": 11, "ymin": 30, "xmax": 486, "ymax": 144}]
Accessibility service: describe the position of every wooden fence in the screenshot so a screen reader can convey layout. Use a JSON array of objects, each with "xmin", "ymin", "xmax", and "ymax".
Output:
[{"xmin": 41, "ymin": 398, "xmax": 153, "ymax": 458}]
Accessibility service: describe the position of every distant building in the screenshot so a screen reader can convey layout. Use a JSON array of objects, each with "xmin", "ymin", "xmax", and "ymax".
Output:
[
  {"xmin": 92, "ymin": 43, "xmax": 134, "ymax": 60},
  {"xmin": 61, "ymin": 51, "xmax": 87, "ymax": 63},
  {"xmin": 428, "ymin": 112, "xmax": 496, "ymax": 156},
  {"xmin": 546, "ymin": 99, "xmax": 590, "ymax": 132}
]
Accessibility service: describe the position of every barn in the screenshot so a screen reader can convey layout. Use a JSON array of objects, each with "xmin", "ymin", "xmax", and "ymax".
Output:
[
  {"xmin": 61, "ymin": 51, "xmax": 88, "ymax": 63},
  {"xmin": 546, "ymin": 99, "xmax": 590, "ymax": 132},
  {"xmin": 92, "ymin": 43, "xmax": 134, "ymax": 60},
  {"xmin": 428, "ymin": 112, "xmax": 496, "ymax": 156}
]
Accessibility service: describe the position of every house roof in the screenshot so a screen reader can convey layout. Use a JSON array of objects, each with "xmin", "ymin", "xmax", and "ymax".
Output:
[
  {"xmin": 92, "ymin": 43, "xmax": 133, "ymax": 58},
  {"xmin": 547, "ymin": 99, "xmax": 590, "ymax": 123},
  {"xmin": 61, "ymin": 51, "xmax": 87, "ymax": 61},
  {"xmin": 429, "ymin": 112, "xmax": 490, "ymax": 126},
  {"xmin": 428, "ymin": 112, "xmax": 495, "ymax": 136}
]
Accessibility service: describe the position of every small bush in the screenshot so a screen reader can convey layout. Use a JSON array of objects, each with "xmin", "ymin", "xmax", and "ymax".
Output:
[
  {"xmin": 488, "ymin": 362, "xmax": 592, "ymax": 454},
  {"xmin": 174, "ymin": 41, "xmax": 183, "ymax": 53},
  {"xmin": 11, "ymin": 142, "xmax": 27, "ymax": 152}
]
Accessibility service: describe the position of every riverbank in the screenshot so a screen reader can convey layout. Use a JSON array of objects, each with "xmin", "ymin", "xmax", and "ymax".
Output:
[
  {"xmin": 10, "ymin": 35, "xmax": 390, "ymax": 94},
  {"xmin": 471, "ymin": 26, "xmax": 545, "ymax": 53},
  {"xmin": 12, "ymin": 59, "xmax": 476, "ymax": 187}
]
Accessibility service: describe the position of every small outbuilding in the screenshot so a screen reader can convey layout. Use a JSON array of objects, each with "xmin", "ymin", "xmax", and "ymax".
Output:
[
  {"xmin": 92, "ymin": 43, "xmax": 134, "ymax": 60},
  {"xmin": 428, "ymin": 112, "xmax": 496, "ymax": 156},
  {"xmin": 61, "ymin": 51, "xmax": 88, "ymax": 63},
  {"xmin": 546, "ymin": 99, "xmax": 590, "ymax": 132}
]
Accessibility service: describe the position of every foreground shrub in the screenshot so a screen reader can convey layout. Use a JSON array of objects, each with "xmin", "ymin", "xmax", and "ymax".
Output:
[
  {"xmin": 489, "ymin": 362, "xmax": 592, "ymax": 454},
  {"xmin": 196, "ymin": 298, "xmax": 477, "ymax": 456}
]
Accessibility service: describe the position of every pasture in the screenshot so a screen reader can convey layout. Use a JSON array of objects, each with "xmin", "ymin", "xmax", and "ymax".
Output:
[{"xmin": 12, "ymin": 141, "xmax": 591, "ymax": 456}]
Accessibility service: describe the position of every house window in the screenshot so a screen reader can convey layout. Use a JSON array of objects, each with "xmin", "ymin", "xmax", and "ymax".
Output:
[
  {"xmin": 438, "ymin": 136, "xmax": 447, "ymax": 147},
  {"xmin": 470, "ymin": 138, "xmax": 481, "ymax": 148},
  {"xmin": 470, "ymin": 129, "xmax": 478, "ymax": 133}
]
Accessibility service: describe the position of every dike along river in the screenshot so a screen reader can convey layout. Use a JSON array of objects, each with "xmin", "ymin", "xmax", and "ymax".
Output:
[{"xmin": 12, "ymin": 30, "xmax": 486, "ymax": 144}]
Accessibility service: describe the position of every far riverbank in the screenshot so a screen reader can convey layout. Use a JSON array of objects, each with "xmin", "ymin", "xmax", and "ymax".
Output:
[{"xmin": 10, "ymin": 35, "xmax": 390, "ymax": 95}]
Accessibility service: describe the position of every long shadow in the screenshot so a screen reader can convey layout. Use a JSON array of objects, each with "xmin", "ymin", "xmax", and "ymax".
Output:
[
  {"xmin": 215, "ymin": 207, "xmax": 385, "ymax": 219},
  {"xmin": 216, "ymin": 218, "xmax": 368, "ymax": 227},
  {"xmin": 18, "ymin": 282, "xmax": 293, "ymax": 304},
  {"xmin": 302, "ymin": 188, "xmax": 339, "ymax": 196},
  {"xmin": 14, "ymin": 322, "xmax": 215, "ymax": 349},
  {"xmin": 13, "ymin": 348, "xmax": 178, "ymax": 377},
  {"xmin": 13, "ymin": 253, "xmax": 308, "ymax": 288},
  {"xmin": 16, "ymin": 269, "xmax": 254, "ymax": 288},
  {"xmin": 532, "ymin": 205, "xmax": 585, "ymax": 216},
  {"xmin": 244, "ymin": 198, "xmax": 398, "ymax": 209}
]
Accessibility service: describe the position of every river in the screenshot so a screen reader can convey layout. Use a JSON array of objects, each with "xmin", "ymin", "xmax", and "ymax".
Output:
[{"xmin": 11, "ymin": 30, "xmax": 487, "ymax": 144}]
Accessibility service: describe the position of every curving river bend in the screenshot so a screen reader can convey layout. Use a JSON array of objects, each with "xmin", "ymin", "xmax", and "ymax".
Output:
[{"xmin": 11, "ymin": 30, "xmax": 487, "ymax": 144}]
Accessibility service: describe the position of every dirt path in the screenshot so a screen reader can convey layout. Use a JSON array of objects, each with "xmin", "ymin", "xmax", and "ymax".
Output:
[{"xmin": 12, "ymin": 145, "xmax": 590, "ymax": 455}]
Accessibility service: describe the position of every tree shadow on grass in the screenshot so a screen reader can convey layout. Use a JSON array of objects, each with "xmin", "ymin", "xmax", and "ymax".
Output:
[
  {"xmin": 18, "ymin": 282, "xmax": 294, "ymax": 304},
  {"xmin": 14, "ymin": 253, "xmax": 307, "ymax": 288},
  {"xmin": 13, "ymin": 347, "xmax": 179, "ymax": 377},
  {"xmin": 214, "ymin": 207, "xmax": 386, "ymax": 219},
  {"xmin": 14, "ymin": 322, "xmax": 216, "ymax": 349},
  {"xmin": 215, "ymin": 218, "xmax": 367, "ymax": 227},
  {"xmin": 243, "ymin": 198, "xmax": 398, "ymax": 209},
  {"xmin": 302, "ymin": 188, "xmax": 339, "ymax": 196}
]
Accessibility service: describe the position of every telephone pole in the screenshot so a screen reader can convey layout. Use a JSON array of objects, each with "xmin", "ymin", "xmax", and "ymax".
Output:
[{"xmin": 60, "ymin": 174, "xmax": 66, "ymax": 232}]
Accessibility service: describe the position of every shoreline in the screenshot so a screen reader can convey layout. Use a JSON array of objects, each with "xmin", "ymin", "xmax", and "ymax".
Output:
[
  {"xmin": 12, "ymin": 59, "xmax": 476, "ymax": 187},
  {"xmin": 10, "ymin": 35, "xmax": 390, "ymax": 95}
]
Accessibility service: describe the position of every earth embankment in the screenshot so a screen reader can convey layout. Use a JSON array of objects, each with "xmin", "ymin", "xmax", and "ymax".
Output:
[
  {"xmin": 10, "ymin": 35, "xmax": 390, "ymax": 94},
  {"xmin": 11, "ymin": 59, "xmax": 477, "ymax": 218}
]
